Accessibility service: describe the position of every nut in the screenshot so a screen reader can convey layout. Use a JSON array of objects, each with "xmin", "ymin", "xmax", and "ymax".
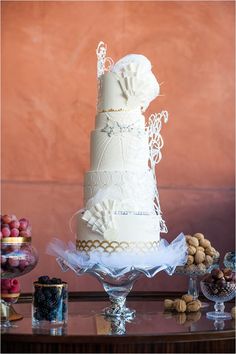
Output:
[
  {"xmin": 199, "ymin": 239, "xmax": 211, "ymax": 248},
  {"xmin": 193, "ymin": 233, "xmax": 205, "ymax": 241},
  {"xmin": 205, "ymin": 247, "xmax": 215, "ymax": 257},
  {"xmin": 188, "ymin": 237, "xmax": 199, "ymax": 248},
  {"xmin": 164, "ymin": 299, "xmax": 174, "ymax": 310},
  {"xmin": 223, "ymin": 268, "xmax": 233, "ymax": 281},
  {"xmin": 186, "ymin": 300, "xmax": 201, "ymax": 312},
  {"xmin": 197, "ymin": 263, "xmax": 206, "ymax": 271},
  {"xmin": 185, "ymin": 235, "xmax": 192, "ymax": 242},
  {"xmin": 213, "ymin": 250, "xmax": 220, "ymax": 259},
  {"xmin": 194, "ymin": 251, "xmax": 205, "ymax": 264},
  {"xmin": 181, "ymin": 294, "xmax": 193, "ymax": 303},
  {"xmin": 174, "ymin": 299, "xmax": 187, "ymax": 313},
  {"xmin": 204, "ymin": 255, "xmax": 213, "ymax": 266},
  {"xmin": 188, "ymin": 246, "xmax": 197, "ymax": 256},
  {"xmin": 231, "ymin": 306, "xmax": 236, "ymax": 320},
  {"xmin": 187, "ymin": 264, "xmax": 197, "ymax": 272},
  {"xmin": 211, "ymin": 268, "xmax": 224, "ymax": 280},
  {"xmin": 196, "ymin": 246, "xmax": 205, "ymax": 253},
  {"xmin": 186, "ymin": 255, "xmax": 194, "ymax": 266}
]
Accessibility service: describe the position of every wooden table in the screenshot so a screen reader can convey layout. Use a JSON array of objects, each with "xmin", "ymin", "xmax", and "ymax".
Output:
[{"xmin": 1, "ymin": 292, "xmax": 235, "ymax": 353}]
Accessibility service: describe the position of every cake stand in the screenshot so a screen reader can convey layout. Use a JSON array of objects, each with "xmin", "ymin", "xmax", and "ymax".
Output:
[
  {"xmin": 174, "ymin": 261, "xmax": 219, "ymax": 307},
  {"xmin": 57, "ymin": 257, "xmax": 177, "ymax": 320},
  {"xmin": 49, "ymin": 233, "xmax": 187, "ymax": 319}
]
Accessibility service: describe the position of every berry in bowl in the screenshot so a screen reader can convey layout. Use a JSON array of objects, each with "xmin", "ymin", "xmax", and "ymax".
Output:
[
  {"xmin": 32, "ymin": 276, "xmax": 68, "ymax": 327},
  {"xmin": 1, "ymin": 278, "xmax": 21, "ymax": 304},
  {"xmin": 1, "ymin": 214, "xmax": 38, "ymax": 278},
  {"xmin": 200, "ymin": 268, "xmax": 236, "ymax": 320}
]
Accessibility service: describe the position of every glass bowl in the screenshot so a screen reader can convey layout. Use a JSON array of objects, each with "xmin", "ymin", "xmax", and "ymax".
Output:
[
  {"xmin": 200, "ymin": 280, "xmax": 236, "ymax": 320},
  {"xmin": 224, "ymin": 252, "xmax": 235, "ymax": 271},
  {"xmin": 1, "ymin": 237, "xmax": 38, "ymax": 278},
  {"xmin": 1, "ymin": 237, "xmax": 38, "ymax": 327}
]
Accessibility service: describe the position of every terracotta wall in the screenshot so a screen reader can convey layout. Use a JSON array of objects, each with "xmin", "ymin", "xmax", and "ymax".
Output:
[{"xmin": 2, "ymin": 1, "xmax": 235, "ymax": 293}]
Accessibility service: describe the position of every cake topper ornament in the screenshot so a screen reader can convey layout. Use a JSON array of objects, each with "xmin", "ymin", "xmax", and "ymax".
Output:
[{"xmin": 96, "ymin": 41, "xmax": 114, "ymax": 79}]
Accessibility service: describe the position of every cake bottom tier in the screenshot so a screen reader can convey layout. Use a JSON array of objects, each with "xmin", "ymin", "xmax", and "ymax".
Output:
[{"xmin": 77, "ymin": 211, "xmax": 160, "ymax": 253}]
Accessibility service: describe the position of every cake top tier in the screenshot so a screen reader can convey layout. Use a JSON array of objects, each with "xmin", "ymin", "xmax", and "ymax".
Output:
[{"xmin": 96, "ymin": 42, "xmax": 160, "ymax": 113}]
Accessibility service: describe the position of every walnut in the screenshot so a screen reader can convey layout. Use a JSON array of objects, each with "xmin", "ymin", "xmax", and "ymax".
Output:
[
  {"xmin": 164, "ymin": 299, "xmax": 174, "ymax": 310},
  {"xmin": 187, "ymin": 264, "xmax": 197, "ymax": 272},
  {"xmin": 186, "ymin": 300, "xmax": 201, "ymax": 312},
  {"xmin": 193, "ymin": 233, "xmax": 205, "ymax": 241},
  {"xmin": 186, "ymin": 255, "xmax": 194, "ymax": 265},
  {"xmin": 185, "ymin": 234, "xmax": 192, "ymax": 242},
  {"xmin": 175, "ymin": 312, "xmax": 187, "ymax": 324},
  {"xmin": 194, "ymin": 251, "xmax": 205, "ymax": 264},
  {"xmin": 204, "ymin": 255, "xmax": 213, "ymax": 266},
  {"xmin": 196, "ymin": 246, "xmax": 205, "ymax": 253},
  {"xmin": 181, "ymin": 294, "xmax": 193, "ymax": 303},
  {"xmin": 231, "ymin": 306, "xmax": 236, "ymax": 320},
  {"xmin": 188, "ymin": 246, "xmax": 197, "ymax": 256},
  {"xmin": 213, "ymin": 250, "xmax": 220, "ymax": 259},
  {"xmin": 205, "ymin": 247, "xmax": 215, "ymax": 257},
  {"xmin": 197, "ymin": 263, "xmax": 206, "ymax": 272},
  {"xmin": 174, "ymin": 299, "xmax": 187, "ymax": 313},
  {"xmin": 199, "ymin": 239, "xmax": 211, "ymax": 248},
  {"xmin": 188, "ymin": 237, "xmax": 199, "ymax": 248}
]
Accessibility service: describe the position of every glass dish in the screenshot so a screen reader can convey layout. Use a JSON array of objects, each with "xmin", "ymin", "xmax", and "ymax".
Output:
[
  {"xmin": 200, "ymin": 280, "xmax": 236, "ymax": 320},
  {"xmin": 1, "ymin": 237, "xmax": 38, "ymax": 328},
  {"xmin": 32, "ymin": 282, "xmax": 68, "ymax": 327}
]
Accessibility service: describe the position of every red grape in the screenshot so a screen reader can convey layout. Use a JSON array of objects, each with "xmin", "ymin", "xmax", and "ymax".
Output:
[
  {"xmin": 19, "ymin": 220, "xmax": 28, "ymax": 231},
  {"xmin": 2, "ymin": 227, "xmax": 11, "ymax": 237},
  {"xmin": 1, "ymin": 215, "xmax": 12, "ymax": 224},
  {"xmin": 9, "ymin": 220, "xmax": 20, "ymax": 229},
  {"xmin": 10, "ymin": 228, "xmax": 20, "ymax": 237},
  {"xmin": 8, "ymin": 258, "xmax": 20, "ymax": 267}
]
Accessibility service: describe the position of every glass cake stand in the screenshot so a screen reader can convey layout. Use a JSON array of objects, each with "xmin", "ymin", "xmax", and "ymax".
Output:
[
  {"xmin": 57, "ymin": 257, "xmax": 175, "ymax": 320},
  {"xmin": 49, "ymin": 233, "xmax": 187, "ymax": 319}
]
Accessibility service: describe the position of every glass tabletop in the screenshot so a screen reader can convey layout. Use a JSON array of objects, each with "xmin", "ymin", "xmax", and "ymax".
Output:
[{"xmin": 2, "ymin": 299, "xmax": 235, "ymax": 336}]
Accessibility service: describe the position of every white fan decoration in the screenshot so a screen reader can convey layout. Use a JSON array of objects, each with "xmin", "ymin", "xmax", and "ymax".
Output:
[
  {"xmin": 82, "ymin": 199, "xmax": 117, "ymax": 241},
  {"xmin": 146, "ymin": 111, "xmax": 168, "ymax": 233}
]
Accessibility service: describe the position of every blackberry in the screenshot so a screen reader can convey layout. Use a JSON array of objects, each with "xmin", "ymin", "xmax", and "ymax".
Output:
[
  {"xmin": 43, "ymin": 288, "xmax": 52, "ymax": 299},
  {"xmin": 35, "ymin": 290, "xmax": 46, "ymax": 304},
  {"xmin": 50, "ymin": 277, "xmax": 62, "ymax": 284},
  {"xmin": 38, "ymin": 276, "xmax": 50, "ymax": 284}
]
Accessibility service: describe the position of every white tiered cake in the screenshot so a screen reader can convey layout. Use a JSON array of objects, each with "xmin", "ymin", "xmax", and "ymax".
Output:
[{"xmin": 76, "ymin": 42, "xmax": 168, "ymax": 253}]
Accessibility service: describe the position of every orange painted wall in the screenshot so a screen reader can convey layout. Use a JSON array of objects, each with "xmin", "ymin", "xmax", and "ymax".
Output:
[{"xmin": 2, "ymin": 1, "xmax": 235, "ymax": 293}]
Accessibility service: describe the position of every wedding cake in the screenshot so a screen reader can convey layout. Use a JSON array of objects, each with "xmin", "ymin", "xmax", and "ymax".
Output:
[{"xmin": 76, "ymin": 42, "xmax": 168, "ymax": 254}]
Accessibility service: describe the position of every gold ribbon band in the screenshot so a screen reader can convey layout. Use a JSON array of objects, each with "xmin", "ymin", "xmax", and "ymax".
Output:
[
  {"xmin": 76, "ymin": 239, "xmax": 160, "ymax": 253},
  {"xmin": 1, "ymin": 293, "xmax": 20, "ymax": 298},
  {"xmin": 33, "ymin": 282, "xmax": 68, "ymax": 288},
  {"xmin": 1, "ymin": 237, "xmax": 32, "ymax": 244}
]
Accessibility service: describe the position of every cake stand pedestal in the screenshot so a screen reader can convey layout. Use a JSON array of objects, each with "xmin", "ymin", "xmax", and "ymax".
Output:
[{"xmin": 175, "ymin": 262, "xmax": 219, "ymax": 308}]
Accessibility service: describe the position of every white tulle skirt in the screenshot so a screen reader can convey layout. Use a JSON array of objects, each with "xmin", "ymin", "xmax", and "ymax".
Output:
[{"xmin": 47, "ymin": 233, "xmax": 187, "ymax": 276}]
